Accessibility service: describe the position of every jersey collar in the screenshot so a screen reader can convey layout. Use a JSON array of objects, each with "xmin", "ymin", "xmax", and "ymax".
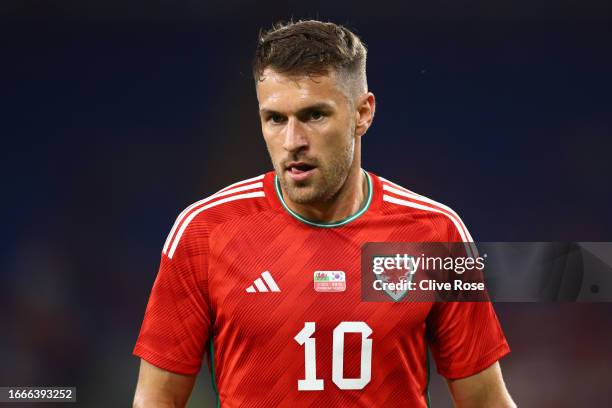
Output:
[{"xmin": 273, "ymin": 170, "xmax": 373, "ymax": 228}]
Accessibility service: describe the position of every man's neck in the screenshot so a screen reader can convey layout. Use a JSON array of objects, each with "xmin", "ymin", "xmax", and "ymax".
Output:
[{"xmin": 281, "ymin": 166, "xmax": 367, "ymax": 224}]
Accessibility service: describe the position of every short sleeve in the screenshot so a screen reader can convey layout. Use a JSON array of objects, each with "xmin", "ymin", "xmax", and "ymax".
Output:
[
  {"xmin": 133, "ymin": 221, "xmax": 212, "ymax": 375},
  {"xmin": 426, "ymin": 208, "xmax": 510, "ymax": 379},
  {"xmin": 426, "ymin": 301, "xmax": 510, "ymax": 379}
]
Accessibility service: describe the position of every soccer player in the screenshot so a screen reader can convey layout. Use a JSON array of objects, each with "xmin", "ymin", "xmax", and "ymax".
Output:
[{"xmin": 133, "ymin": 20, "xmax": 515, "ymax": 407}]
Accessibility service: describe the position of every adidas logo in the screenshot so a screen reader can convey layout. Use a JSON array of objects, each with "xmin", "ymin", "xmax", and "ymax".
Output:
[{"xmin": 245, "ymin": 271, "xmax": 281, "ymax": 293}]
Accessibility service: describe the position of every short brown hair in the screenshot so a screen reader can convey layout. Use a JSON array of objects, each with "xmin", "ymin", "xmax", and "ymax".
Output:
[{"xmin": 253, "ymin": 20, "xmax": 368, "ymax": 101}]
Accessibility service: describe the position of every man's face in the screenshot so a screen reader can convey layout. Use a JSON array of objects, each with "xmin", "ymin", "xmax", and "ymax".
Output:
[{"xmin": 256, "ymin": 68, "xmax": 358, "ymax": 205}]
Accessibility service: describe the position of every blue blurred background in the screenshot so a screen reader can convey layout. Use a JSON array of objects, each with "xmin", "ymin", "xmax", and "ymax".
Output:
[{"xmin": 1, "ymin": 0, "xmax": 610, "ymax": 406}]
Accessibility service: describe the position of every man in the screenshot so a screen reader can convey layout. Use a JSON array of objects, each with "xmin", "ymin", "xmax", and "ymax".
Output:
[{"xmin": 133, "ymin": 20, "xmax": 515, "ymax": 407}]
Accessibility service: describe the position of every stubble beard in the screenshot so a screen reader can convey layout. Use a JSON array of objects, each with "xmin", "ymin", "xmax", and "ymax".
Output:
[{"xmin": 273, "ymin": 137, "xmax": 356, "ymax": 206}]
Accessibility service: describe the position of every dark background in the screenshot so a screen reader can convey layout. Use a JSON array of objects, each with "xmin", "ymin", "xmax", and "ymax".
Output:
[{"xmin": 1, "ymin": 1, "xmax": 610, "ymax": 406}]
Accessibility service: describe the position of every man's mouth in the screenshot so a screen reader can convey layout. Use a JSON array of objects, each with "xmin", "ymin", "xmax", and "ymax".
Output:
[
  {"xmin": 285, "ymin": 162, "xmax": 317, "ymax": 181},
  {"xmin": 287, "ymin": 162, "xmax": 316, "ymax": 174}
]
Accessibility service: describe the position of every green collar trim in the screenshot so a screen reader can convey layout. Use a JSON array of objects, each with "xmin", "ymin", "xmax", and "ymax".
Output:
[{"xmin": 274, "ymin": 170, "xmax": 372, "ymax": 228}]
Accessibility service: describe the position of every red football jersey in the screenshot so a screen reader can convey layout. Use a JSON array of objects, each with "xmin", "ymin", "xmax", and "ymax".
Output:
[{"xmin": 134, "ymin": 171, "xmax": 509, "ymax": 407}]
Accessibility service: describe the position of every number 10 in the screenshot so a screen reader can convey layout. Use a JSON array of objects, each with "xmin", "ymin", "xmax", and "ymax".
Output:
[{"xmin": 294, "ymin": 321, "xmax": 373, "ymax": 391}]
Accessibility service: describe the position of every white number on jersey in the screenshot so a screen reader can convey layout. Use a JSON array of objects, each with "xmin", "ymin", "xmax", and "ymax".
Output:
[
  {"xmin": 294, "ymin": 321, "xmax": 373, "ymax": 391},
  {"xmin": 293, "ymin": 322, "xmax": 324, "ymax": 391}
]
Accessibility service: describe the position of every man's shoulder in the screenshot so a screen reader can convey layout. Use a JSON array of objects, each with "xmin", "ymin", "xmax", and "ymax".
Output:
[
  {"xmin": 376, "ymin": 175, "xmax": 456, "ymax": 215},
  {"xmin": 161, "ymin": 173, "xmax": 273, "ymax": 258},
  {"xmin": 374, "ymin": 174, "xmax": 473, "ymax": 242},
  {"xmin": 180, "ymin": 172, "xmax": 273, "ymax": 223}
]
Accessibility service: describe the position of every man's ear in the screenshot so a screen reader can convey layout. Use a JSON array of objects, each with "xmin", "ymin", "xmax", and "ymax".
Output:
[{"xmin": 355, "ymin": 92, "xmax": 376, "ymax": 137}]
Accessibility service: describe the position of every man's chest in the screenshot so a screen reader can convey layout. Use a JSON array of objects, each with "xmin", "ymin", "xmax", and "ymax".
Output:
[{"xmin": 207, "ymin": 221, "xmax": 432, "ymax": 343}]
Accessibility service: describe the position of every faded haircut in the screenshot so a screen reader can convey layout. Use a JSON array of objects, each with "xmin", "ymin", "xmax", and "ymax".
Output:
[{"xmin": 253, "ymin": 20, "xmax": 368, "ymax": 103}]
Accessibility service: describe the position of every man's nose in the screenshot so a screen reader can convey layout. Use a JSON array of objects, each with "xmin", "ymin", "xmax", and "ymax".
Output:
[{"xmin": 282, "ymin": 117, "xmax": 308, "ymax": 152}]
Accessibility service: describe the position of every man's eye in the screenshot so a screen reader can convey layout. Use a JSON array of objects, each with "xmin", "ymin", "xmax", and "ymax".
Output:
[
  {"xmin": 270, "ymin": 114, "xmax": 285, "ymax": 124},
  {"xmin": 310, "ymin": 111, "xmax": 325, "ymax": 121}
]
